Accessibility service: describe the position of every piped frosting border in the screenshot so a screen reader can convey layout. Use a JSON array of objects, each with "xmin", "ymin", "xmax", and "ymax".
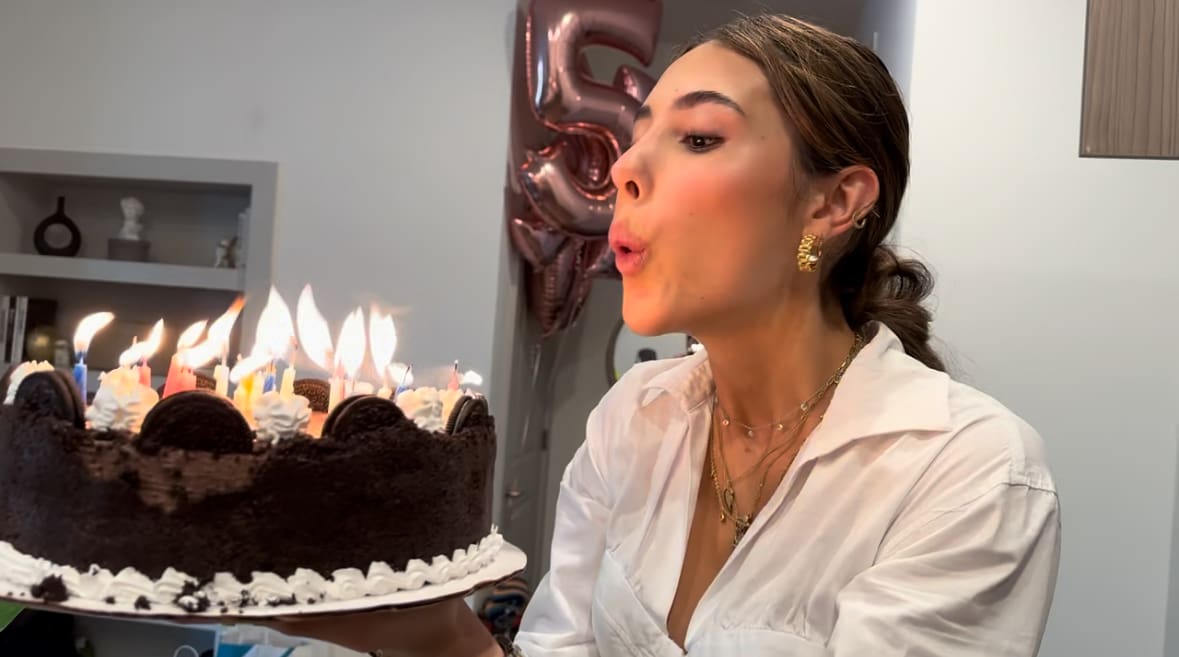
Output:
[{"xmin": 0, "ymin": 528, "xmax": 502, "ymax": 613}]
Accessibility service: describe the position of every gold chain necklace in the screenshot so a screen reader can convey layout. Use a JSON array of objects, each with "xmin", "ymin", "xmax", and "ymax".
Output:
[
  {"xmin": 709, "ymin": 407, "xmax": 811, "ymax": 546},
  {"xmin": 715, "ymin": 332, "xmax": 866, "ymax": 438},
  {"xmin": 713, "ymin": 332, "xmax": 865, "ymax": 486},
  {"xmin": 708, "ymin": 333, "xmax": 866, "ymax": 546}
]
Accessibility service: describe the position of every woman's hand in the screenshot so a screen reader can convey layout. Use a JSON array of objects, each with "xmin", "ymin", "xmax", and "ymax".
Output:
[{"xmin": 254, "ymin": 596, "xmax": 501, "ymax": 657}]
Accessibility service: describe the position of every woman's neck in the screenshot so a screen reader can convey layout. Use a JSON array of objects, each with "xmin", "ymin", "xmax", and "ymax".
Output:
[{"xmin": 699, "ymin": 298, "xmax": 856, "ymax": 428}]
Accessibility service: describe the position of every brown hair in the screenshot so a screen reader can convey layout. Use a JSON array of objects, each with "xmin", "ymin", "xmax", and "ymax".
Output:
[{"xmin": 681, "ymin": 14, "xmax": 944, "ymax": 371}]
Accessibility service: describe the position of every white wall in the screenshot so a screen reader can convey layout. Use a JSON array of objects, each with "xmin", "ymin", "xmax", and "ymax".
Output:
[
  {"xmin": 0, "ymin": 0, "xmax": 515, "ymax": 383},
  {"xmin": 904, "ymin": 1, "xmax": 1179, "ymax": 656}
]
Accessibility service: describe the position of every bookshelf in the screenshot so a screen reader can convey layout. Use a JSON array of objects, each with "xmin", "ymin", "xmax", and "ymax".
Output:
[
  {"xmin": 0, "ymin": 147, "xmax": 277, "ymax": 391},
  {"xmin": 0, "ymin": 253, "xmax": 244, "ymax": 291}
]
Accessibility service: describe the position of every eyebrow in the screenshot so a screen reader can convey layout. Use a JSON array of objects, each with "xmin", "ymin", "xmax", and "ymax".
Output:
[{"xmin": 635, "ymin": 90, "xmax": 746, "ymax": 122}]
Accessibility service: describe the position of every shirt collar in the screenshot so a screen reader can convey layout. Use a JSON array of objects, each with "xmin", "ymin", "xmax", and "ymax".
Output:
[{"xmin": 638, "ymin": 322, "xmax": 952, "ymax": 442}]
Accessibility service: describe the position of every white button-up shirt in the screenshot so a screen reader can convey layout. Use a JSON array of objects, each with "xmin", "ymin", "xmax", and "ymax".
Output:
[{"xmin": 515, "ymin": 323, "xmax": 1060, "ymax": 656}]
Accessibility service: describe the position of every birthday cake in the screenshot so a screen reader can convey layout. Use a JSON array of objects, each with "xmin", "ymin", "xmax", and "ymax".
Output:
[{"xmin": 0, "ymin": 359, "xmax": 499, "ymax": 614}]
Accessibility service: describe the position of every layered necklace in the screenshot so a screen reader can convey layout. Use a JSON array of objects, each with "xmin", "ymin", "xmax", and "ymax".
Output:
[{"xmin": 708, "ymin": 333, "xmax": 865, "ymax": 546}]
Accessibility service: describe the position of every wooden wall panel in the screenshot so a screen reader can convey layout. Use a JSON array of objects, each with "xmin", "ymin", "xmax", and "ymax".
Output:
[{"xmin": 1081, "ymin": 0, "xmax": 1179, "ymax": 158}]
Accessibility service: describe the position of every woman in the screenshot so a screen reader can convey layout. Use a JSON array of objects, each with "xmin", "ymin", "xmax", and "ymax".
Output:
[{"xmin": 271, "ymin": 14, "xmax": 1061, "ymax": 656}]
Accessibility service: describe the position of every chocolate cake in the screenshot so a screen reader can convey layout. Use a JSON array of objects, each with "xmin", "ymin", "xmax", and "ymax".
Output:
[{"xmin": 0, "ymin": 371, "xmax": 499, "ymax": 613}]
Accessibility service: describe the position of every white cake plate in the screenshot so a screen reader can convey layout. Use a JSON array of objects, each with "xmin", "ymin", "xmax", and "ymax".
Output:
[{"xmin": 0, "ymin": 542, "xmax": 526, "ymax": 621}]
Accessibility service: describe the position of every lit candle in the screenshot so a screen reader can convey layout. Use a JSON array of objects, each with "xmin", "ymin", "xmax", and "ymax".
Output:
[
  {"xmin": 336, "ymin": 308, "xmax": 367, "ymax": 403},
  {"xmin": 253, "ymin": 287, "xmax": 297, "ymax": 392},
  {"xmin": 231, "ymin": 288, "xmax": 298, "ymax": 418},
  {"xmin": 118, "ymin": 320, "xmax": 164, "ymax": 390},
  {"xmin": 229, "ymin": 352, "xmax": 268, "ymax": 418},
  {"xmin": 392, "ymin": 363, "xmax": 414, "ymax": 398},
  {"xmin": 295, "ymin": 285, "xmax": 346, "ymax": 410},
  {"xmin": 214, "ymin": 364, "xmax": 229, "ymax": 397},
  {"xmin": 328, "ymin": 365, "xmax": 344, "ymax": 412},
  {"xmin": 163, "ymin": 320, "xmax": 207, "ymax": 398},
  {"xmin": 370, "ymin": 306, "xmax": 398, "ymax": 400},
  {"xmin": 206, "ymin": 297, "xmax": 244, "ymax": 398},
  {"xmin": 279, "ymin": 361, "xmax": 296, "ymax": 400},
  {"xmin": 448, "ymin": 360, "xmax": 461, "ymax": 391},
  {"xmin": 72, "ymin": 312, "xmax": 115, "ymax": 402},
  {"xmin": 262, "ymin": 363, "xmax": 276, "ymax": 394}
]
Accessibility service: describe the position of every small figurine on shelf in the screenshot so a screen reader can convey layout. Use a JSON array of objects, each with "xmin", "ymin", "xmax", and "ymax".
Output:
[
  {"xmin": 214, "ymin": 236, "xmax": 239, "ymax": 268},
  {"xmin": 118, "ymin": 197, "xmax": 145, "ymax": 241},
  {"xmin": 107, "ymin": 196, "xmax": 150, "ymax": 262}
]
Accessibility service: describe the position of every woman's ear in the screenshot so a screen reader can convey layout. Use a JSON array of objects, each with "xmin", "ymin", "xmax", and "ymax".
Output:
[{"xmin": 807, "ymin": 165, "xmax": 879, "ymax": 238}]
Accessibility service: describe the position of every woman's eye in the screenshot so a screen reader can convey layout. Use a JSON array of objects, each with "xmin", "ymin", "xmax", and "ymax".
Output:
[{"xmin": 681, "ymin": 134, "xmax": 722, "ymax": 152}]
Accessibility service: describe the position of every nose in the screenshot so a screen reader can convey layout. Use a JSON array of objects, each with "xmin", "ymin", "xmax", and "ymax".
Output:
[{"xmin": 610, "ymin": 140, "xmax": 646, "ymax": 202}]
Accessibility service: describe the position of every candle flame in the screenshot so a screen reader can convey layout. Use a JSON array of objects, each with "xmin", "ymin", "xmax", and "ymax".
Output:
[
  {"xmin": 118, "ymin": 319, "xmax": 165, "ymax": 367},
  {"xmin": 73, "ymin": 312, "xmax": 115, "ymax": 355},
  {"xmin": 296, "ymin": 285, "xmax": 333, "ymax": 371},
  {"xmin": 459, "ymin": 370, "xmax": 484, "ymax": 387},
  {"xmin": 336, "ymin": 308, "xmax": 367, "ymax": 380},
  {"xmin": 229, "ymin": 352, "xmax": 271, "ymax": 384},
  {"xmin": 181, "ymin": 340, "xmax": 221, "ymax": 370},
  {"xmin": 207, "ymin": 296, "xmax": 245, "ymax": 353},
  {"xmin": 254, "ymin": 286, "xmax": 296, "ymax": 361},
  {"xmin": 177, "ymin": 320, "xmax": 208, "ymax": 351},
  {"xmin": 369, "ymin": 305, "xmax": 397, "ymax": 383}
]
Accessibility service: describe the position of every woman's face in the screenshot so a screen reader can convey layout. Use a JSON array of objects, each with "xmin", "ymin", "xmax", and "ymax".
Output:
[{"xmin": 609, "ymin": 42, "xmax": 811, "ymax": 338}]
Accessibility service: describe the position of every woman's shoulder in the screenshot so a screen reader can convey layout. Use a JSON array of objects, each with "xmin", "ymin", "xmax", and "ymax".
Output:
[
  {"xmin": 584, "ymin": 352, "xmax": 706, "ymax": 464},
  {"xmin": 600, "ymin": 350, "xmax": 709, "ymax": 415},
  {"xmin": 931, "ymin": 376, "xmax": 1057, "ymax": 499}
]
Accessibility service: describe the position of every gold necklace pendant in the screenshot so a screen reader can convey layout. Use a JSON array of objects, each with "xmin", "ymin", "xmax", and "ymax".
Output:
[
  {"xmin": 733, "ymin": 514, "xmax": 752, "ymax": 546},
  {"xmin": 721, "ymin": 485, "xmax": 736, "ymax": 520}
]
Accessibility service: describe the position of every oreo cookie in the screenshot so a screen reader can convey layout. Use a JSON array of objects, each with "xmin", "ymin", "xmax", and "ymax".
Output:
[
  {"xmin": 446, "ymin": 394, "xmax": 489, "ymax": 434},
  {"xmin": 138, "ymin": 389, "xmax": 253, "ymax": 454},
  {"xmin": 195, "ymin": 372, "xmax": 217, "ymax": 391},
  {"xmin": 321, "ymin": 394, "xmax": 405, "ymax": 439},
  {"xmin": 13, "ymin": 370, "xmax": 86, "ymax": 428},
  {"xmin": 155, "ymin": 374, "xmax": 216, "ymax": 398},
  {"xmin": 293, "ymin": 378, "xmax": 330, "ymax": 413}
]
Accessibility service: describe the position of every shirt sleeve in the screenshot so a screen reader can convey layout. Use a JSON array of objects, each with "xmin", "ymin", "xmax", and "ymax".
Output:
[
  {"xmin": 514, "ymin": 404, "xmax": 611, "ymax": 657},
  {"xmin": 827, "ymin": 474, "xmax": 1061, "ymax": 656}
]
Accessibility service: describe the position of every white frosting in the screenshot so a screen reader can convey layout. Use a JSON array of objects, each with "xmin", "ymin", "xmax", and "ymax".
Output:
[
  {"xmin": 395, "ymin": 386, "xmax": 471, "ymax": 432},
  {"xmin": 248, "ymin": 572, "xmax": 295, "ymax": 605},
  {"xmin": 326, "ymin": 567, "xmax": 368, "ymax": 600},
  {"xmin": 109, "ymin": 567, "xmax": 156, "ymax": 601},
  {"xmin": 84, "ymin": 367, "xmax": 159, "ymax": 433},
  {"xmin": 289, "ymin": 568, "xmax": 328, "ymax": 602},
  {"xmin": 59, "ymin": 564, "xmax": 112, "ymax": 600},
  {"xmin": 153, "ymin": 567, "xmax": 193, "ymax": 601},
  {"xmin": 3, "ymin": 361, "xmax": 54, "ymax": 405},
  {"xmin": 253, "ymin": 391, "xmax": 311, "ymax": 442},
  {"xmin": 0, "ymin": 528, "xmax": 503, "ymax": 611},
  {"xmin": 211, "ymin": 571, "xmax": 250, "ymax": 605},
  {"xmin": 395, "ymin": 387, "xmax": 445, "ymax": 431}
]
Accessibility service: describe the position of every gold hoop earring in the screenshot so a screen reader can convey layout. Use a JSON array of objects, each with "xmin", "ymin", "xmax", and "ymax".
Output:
[
  {"xmin": 797, "ymin": 233, "xmax": 822, "ymax": 272},
  {"xmin": 853, "ymin": 207, "xmax": 873, "ymax": 230}
]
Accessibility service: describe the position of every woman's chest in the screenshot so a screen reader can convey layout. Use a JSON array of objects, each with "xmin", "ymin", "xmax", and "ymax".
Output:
[{"xmin": 598, "ymin": 422, "xmax": 912, "ymax": 653}]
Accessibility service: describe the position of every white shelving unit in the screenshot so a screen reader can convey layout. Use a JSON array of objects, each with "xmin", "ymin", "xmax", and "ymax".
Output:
[
  {"xmin": 0, "ymin": 148, "xmax": 278, "ymax": 644},
  {"xmin": 0, "ymin": 253, "xmax": 245, "ymax": 291},
  {"xmin": 0, "ymin": 147, "xmax": 277, "ymax": 383}
]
